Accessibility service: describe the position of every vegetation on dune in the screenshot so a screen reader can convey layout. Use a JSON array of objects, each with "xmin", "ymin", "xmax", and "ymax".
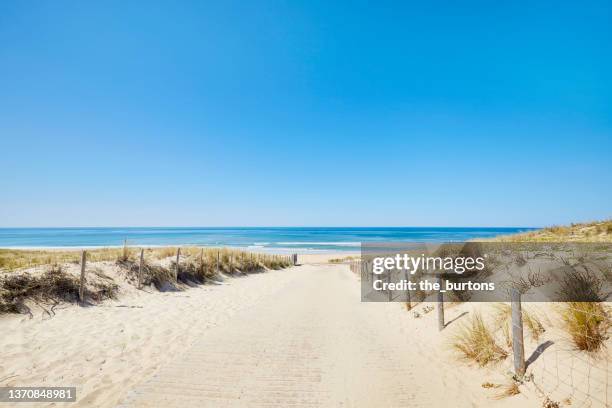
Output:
[
  {"xmin": 0, "ymin": 265, "xmax": 118, "ymax": 314},
  {"xmin": 486, "ymin": 220, "xmax": 612, "ymax": 354},
  {"xmin": 0, "ymin": 247, "xmax": 122, "ymax": 272},
  {"xmin": 556, "ymin": 263, "xmax": 606, "ymax": 302},
  {"xmin": 0, "ymin": 247, "xmax": 293, "ymax": 314},
  {"xmin": 560, "ymin": 302, "xmax": 610, "ymax": 352},
  {"xmin": 493, "ymin": 302, "xmax": 545, "ymax": 343},
  {"xmin": 0, "ymin": 246, "xmax": 292, "ymax": 273},
  {"xmin": 452, "ymin": 312, "xmax": 508, "ymax": 366},
  {"xmin": 120, "ymin": 258, "xmax": 176, "ymax": 290},
  {"xmin": 494, "ymin": 220, "xmax": 612, "ymax": 243},
  {"xmin": 329, "ymin": 256, "xmax": 359, "ymax": 263},
  {"xmin": 494, "ymin": 381, "xmax": 521, "ymax": 399}
]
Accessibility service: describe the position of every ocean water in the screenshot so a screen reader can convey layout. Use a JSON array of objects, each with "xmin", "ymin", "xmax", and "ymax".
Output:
[{"xmin": 0, "ymin": 227, "xmax": 535, "ymax": 252}]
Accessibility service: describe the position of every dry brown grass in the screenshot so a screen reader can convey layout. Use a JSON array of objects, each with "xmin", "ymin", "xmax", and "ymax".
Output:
[
  {"xmin": 117, "ymin": 240, "xmax": 132, "ymax": 263},
  {"xmin": 0, "ymin": 248, "xmax": 124, "ymax": 271},
  {"xmin": 494, "ymin": 303, "xmax": 546, "ymax": 342},
  {"xmin": 556, "ymin": 264, "xmax": 606, "ymax": 302},
  {"xmin": 0, "ymin": 247, "xmax": 293, "ymax": 273},
  {"xmin": 0, "ymin": 247, "xmax": 292, "ymax": 314},
  {"xmin": 560, "ymin": 302, "xmax": 610, "ymax": 352},
  {"xmin": 452, "ymin": 312, "xmax": 508, "ymax": 366},
  {"xmin": 0, "ymin": 265, "xmax": 117, "ymax": 314},
  {"xmin": 120, "ymin": 258, "xmax": 176, "ymax": 290},
  {"xmin": 542, "ymin": 397, "xmax": 560, "ymax": 408},
  {"xmin": 329, "ymin": 256, "xmax": 359, "ymax": 263},
  {"xmin": 122, "ymin": 248, "xmax": 292, "ymax": 288},
  {"xmin": 494, "ymin": 381, "xmax": 521, "ymax": 399}
]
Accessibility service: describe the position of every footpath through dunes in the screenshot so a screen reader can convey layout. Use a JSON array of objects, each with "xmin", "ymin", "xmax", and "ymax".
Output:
[{"xmin": 119, "ymin": 264, "xmax": 484, "ymax": 408}]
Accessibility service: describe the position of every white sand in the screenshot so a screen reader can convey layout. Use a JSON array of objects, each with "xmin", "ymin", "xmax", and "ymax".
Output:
[{"xmin": 0, "ymin": 258, "xmax": 608, "ymax": 407}]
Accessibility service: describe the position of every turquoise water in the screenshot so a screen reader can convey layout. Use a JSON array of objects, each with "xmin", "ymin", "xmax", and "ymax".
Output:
[{"xmin": 0, "ymin": 227, "xmax": 536, "ymax": 252}]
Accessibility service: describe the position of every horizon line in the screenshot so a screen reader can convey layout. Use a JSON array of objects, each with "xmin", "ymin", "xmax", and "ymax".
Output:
[{"xmin": 0, "ymin": 225, "xmax": 540, "ymax": 229}]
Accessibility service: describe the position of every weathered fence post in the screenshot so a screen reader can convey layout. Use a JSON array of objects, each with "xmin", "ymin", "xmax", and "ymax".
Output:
[
  {"xmin": 370, "ymin": 261, "xmax": 374, "ymax": 283},
  {"xmin": 200, "ymin": 248, "xmax": 204, "ymax": 266},
  {"xmin": 511, "ymin": 289, "xmax": 526, "ymax": 377},
  {"xmin": 437, "ymin": 275, "xmax": 444, "ymax": 331},
  {"xmin": 405, "ymin": 269, "xmax": 411, "ymax": 310},
  {"xmin": 137, "ymin": 248, "xmax": 144, "ymax": 289},
  {"xmin": 175, "ymin": 248, "xmax": 181, "ymax": 281},
  {"xmin": 79, "ymin": 250, "xmax": 87, "ymax": 304},
  {"xmin": 217, "ymin": 251, "xmax": 220, "ymax": 274},
  {"xmin": 387, "ymin": 267, "xmax": 393, "ymax": 301}
]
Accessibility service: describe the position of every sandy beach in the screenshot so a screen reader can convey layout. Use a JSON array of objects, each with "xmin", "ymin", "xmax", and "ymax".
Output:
[
  {"xmin": 2, "ymin": 0, "xmax": 610, "ymax": 404},
  {"xmin": 0, "ymin": 249, "xmax": 609, "ymax": 408},
  {"xmin": 0, "ymin": 258, "xmax": 499, "ymax": 407}
]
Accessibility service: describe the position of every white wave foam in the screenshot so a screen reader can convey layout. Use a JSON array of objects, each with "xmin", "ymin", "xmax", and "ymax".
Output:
[{"xmin": 276, "ymin": 242, "xmax": 360, "ymax": 247}]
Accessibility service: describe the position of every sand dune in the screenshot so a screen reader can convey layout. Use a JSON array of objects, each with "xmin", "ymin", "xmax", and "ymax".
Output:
[{"xmin": 1, "ymin": 259, "xmax": 606, "ymax": 407}]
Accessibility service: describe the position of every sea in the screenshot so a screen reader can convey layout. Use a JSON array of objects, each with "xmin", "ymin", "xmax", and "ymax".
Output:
[{"xmin": 0, "ymin": 227, "xmax": 535, "ymax": 252}]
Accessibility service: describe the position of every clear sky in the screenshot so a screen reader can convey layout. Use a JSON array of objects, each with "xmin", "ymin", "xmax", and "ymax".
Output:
[{"xmin": 0, "ymin": 1, "xmax": 610, "ymax": 227}]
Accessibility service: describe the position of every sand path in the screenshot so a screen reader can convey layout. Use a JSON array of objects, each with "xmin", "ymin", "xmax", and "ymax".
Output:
[{"xmin": 119, "ymin": 264, "xmax": 470, "ymax": 407}]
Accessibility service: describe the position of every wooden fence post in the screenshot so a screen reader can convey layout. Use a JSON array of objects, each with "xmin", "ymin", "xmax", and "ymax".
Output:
[
  {"xmin": 79, "ymin": 250, "xmax": 87, "ymax": 304},
  {"xmin": 437, "ymin": 275, "xmax": 444, "ymax": 331},
  {"xmin": 217, "ymin": 251, "xmax": 220, "ymax": 274},
  {"xmin": 200, "ymin": 248, "xmax": 204, "ymax": 272},
  {"xmin": 138, "ymin": 248, "xmax": 144, "ymax": 289},
  {"xmin": 175, "ymin": 248, "xmax": 181, "ymax": 281},
  {"xmin": 511, "ymin": 289, "xmax": 526, "ymax": 377},
  {"xmin": 387, "ymin": 268, "xmax": 393, "ymax": 301},
  {"xmin": 370, "ymin": 261, "xmax": 374, "ymax": 283},
  {"xmin": 405, "ymin": 269, "xmax": 411, "ymax": 310}
]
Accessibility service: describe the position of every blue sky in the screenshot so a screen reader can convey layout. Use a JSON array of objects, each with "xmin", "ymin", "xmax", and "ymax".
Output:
[{"xmin": 0, "ymin": 0, "xmax": 610, "ymax": 227}]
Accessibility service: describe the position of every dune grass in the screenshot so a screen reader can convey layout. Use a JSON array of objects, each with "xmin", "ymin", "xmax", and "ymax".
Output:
[
  {"xmin": 0, "ymin": 265, "xmax": 118, "ymax": 314},
  {"xmin": 329, "ymin": 256, "xmax": 359, "ymax": 263},
  {"xmin": 0, "ymin": 246, "xmax": 292, "ymax": 272},
  {"xmin": 492, "ymin": 220, "xmax": 611, "ymax": 355},
  {"xmin": 556, "ymin": 264, "xmax": 606, "ymax": 302},
  {"xmin": 452, "ymin": 312, "xmax": 508, "ymax": 366},
  {"xmin": 494, "ymin": 220, "xmax": 612, "ymax": 243},
  {"xmin": 494, "ymin": 381, "xmax": 521, "ymax": 399},
  {"xmin": 0, "ymin": 248, "xmax": 123, "ymax": 271},
  {"xmin": 560, "ymin": 302, "xmax": 610, "ymax": 352},
  {"xmin": 0, "ymin": 247, "xmax": 293, "ymax": 314},
  {"xmin": 493, "ymin": 303, "xmax": 546, "ymax": 343}
]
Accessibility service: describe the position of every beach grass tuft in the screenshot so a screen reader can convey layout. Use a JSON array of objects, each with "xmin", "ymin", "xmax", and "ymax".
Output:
[
  {"xmin": 0, "ymin": 264, "xmax": 117, "ymax": 314},
  {"xmin": 494, "ymin": 219, "xmax": 612, "ymax": 243},
  {"xmin": 494, "ymin": 381, "xmax": 521, "ymax": 399},
  {"xmin": 560, "ymin": 302, "xmax": 610, "ymax": 352},
  {"xmin": 556, "ymin": 264, "xmax": 606, "ymax": 302},
  {"xmin": 493, "ymin": 303, "xmax": 545, "ymax": 342},
  {"xmin": 452, "ymin": 312, "xmax": 508, "ymax": 366}
]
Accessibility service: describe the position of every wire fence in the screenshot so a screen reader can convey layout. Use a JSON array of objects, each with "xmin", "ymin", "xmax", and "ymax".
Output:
[
  {"xmin": 521, "ymin": 302, "xmax": 610, "ymax": 408},
  {"xmin": 349, "ymin": 258, "xmax": 611, "ymax": 407}
]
